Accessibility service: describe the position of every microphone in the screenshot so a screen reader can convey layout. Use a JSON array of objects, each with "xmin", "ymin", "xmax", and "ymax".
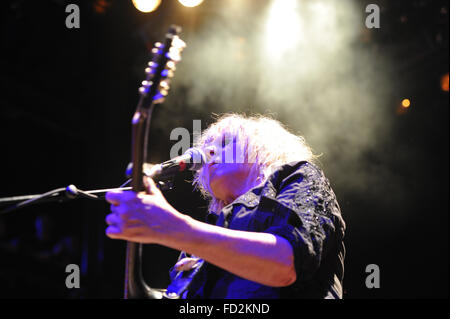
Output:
[{"xmin": 126, "ymin": 148, "xmax": 206, "ymax": 181}]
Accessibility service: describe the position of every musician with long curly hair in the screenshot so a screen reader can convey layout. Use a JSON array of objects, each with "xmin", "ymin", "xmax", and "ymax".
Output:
[{"xmin": 105, "ymin": 114, "xmax": 346, "ymax": 299}]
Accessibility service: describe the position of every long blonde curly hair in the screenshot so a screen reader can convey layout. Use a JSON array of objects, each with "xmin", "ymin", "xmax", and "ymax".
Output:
[{"xmin": 193, "ymin": 113, "xmax": 318, "ymax": 213}]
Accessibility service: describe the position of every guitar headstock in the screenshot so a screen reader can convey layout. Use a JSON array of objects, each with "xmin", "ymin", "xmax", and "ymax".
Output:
[{"xmin": 139, "ymin": 25, "xmax": 186, "ymax": 105}]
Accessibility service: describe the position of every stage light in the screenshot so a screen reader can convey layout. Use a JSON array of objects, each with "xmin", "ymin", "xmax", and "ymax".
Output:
[
  {"xmin": 441, "ymin": 73, "xmax": 449, "ymax": 92},
  {"xmin": 178, "ymin": 0, "xmax": 204, "ymax": 8},
  {"xmin": 93, "ymin": 0, "xmax": 111, "ymax": 14},
  {"xmin": 401, "ymin": 98, "xmax": 411, "ymax": 108},
  {"xmin": 132, "ymin": 0, "xmax": 161, "ymax": 13},
  {"xmin": 265, "ymin": 0, "xmax": 301, "ymax": 61},
  {"xmin": 310, "ymin": 1, "xmax": 332, "ymax": 19}
]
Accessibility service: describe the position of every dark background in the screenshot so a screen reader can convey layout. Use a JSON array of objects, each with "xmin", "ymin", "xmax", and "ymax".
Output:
[{"xmin": 0, "ymin": 0, "xmax": 448, "ymax": 299}]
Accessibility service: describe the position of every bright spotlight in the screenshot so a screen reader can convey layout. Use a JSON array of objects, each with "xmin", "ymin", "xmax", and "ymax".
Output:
[
  {"xmin": 178, "ymin": 0, "xmax": 204, "ymax": 8},
  {"xmin": 265, "ymin": 0, "xmax": 301, "ymax": 61},
  {"xmin": 132, "ymin": 0, "xmax": 161, "ymax": 13},
  {"xmin": 309, "ymin": 2, "xmax": 334, "ymax": 28}
]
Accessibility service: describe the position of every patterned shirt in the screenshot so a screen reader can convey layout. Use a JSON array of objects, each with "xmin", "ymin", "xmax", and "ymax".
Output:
[{"xmin": 169, "ymin": 161, "xmax": 346, "ymax": 299}]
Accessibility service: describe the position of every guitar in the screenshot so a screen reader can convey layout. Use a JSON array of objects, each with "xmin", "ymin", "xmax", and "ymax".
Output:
[{"xmin": 124, "ymin": 25, "xmax": 186, "ymax": 299}]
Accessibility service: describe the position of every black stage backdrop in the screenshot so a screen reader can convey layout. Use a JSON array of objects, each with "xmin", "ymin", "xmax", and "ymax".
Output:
[{"xmin": 0, "ymin": 0, "xmax": 448, "ymax": 300}]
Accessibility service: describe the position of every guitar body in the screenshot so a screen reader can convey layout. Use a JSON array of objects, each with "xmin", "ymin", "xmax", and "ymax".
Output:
[{"xmin": 165, "ymin": 258, "xmax": 205, "ymax": 299}]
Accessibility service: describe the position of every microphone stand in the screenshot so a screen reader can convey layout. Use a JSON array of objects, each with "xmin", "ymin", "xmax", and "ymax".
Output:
[
  {"xmin": 0, "ymin": 175, "xmax": 176, "ymax": 216},
  {"xmin": 0, "ymin": 182, "xmax": 132, "ymax": 215}
]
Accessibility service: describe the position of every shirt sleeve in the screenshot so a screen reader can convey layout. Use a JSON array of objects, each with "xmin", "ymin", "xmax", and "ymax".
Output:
[{"xmin": 262, "ymin": 162, "xmax": 342, "ymax": 285}]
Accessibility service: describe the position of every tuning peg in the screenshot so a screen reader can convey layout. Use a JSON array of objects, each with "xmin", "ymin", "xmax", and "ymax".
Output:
[
  {"xmin": 166, "ymin": 61, "xmax": 176, "ymax": 70},
  {"xmin": 159, "ymin": 80, "xmax": 170, "ymax": 89},
  {"xmin": 145, "ymin": 62, "xmax": 158, "ymax": 75},
  {"xmin": 161, "ymin": 69, "xmax": 174, "ymax": 78},
  {"xmin": 160, "ymin": 69, "xmax": 168, "ymax": 77},
  {"xmin": 139, "ymin": 86, "xmax": 148, "ymax": 95},
  {"xmin": 159, "ymin": 88, "xmax": 169, "ymax": 96},
  {"xmin": 152, "ymin": 47, "xmax": 162, "ymax": 55},
  {"xmin": 153, "ymin": 91, "xmax": 165, "ymax": 102}
]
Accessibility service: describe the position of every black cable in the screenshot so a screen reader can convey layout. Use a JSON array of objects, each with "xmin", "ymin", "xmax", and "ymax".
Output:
[
  {"xmin": 0, "ymin": 179, "xmax": 133, "ymax": 215},
  {"xmin": 0, "ymin": 187, "xmax": 66, "ymax": 215}
]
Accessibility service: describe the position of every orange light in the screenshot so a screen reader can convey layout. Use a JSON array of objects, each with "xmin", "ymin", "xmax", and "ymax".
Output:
[
  {"xmin": 441, "ymin": 73, "xmax": 449, "ymax": 92},
  {"xmin": 401, "ymin": 98, "xmax": 411, "ymax": 108},
  {"xmin": 93, "ymin": 0, "xmax": 110, "ymax": 14}
]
